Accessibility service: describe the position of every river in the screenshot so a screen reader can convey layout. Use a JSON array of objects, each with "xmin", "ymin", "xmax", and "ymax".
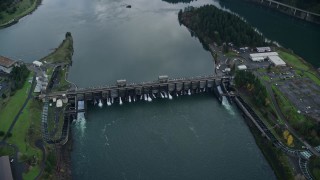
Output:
[{"xmin": 1, "ymin": 0, "xmax": 318, "ymax": 179}]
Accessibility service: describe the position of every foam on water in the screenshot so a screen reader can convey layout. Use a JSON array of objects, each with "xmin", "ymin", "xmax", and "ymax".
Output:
[
  {"xmin": 129, "ymin": 96, "xmax": 131, "ymax": 103},
  {"xmin": 160, "ymin": 92, "xmax": 164, "ymax": 98},
  {"xmin": 222, "ymin": 96, "xmax": 235, "ymax": 115},
  {"xmin": 188, "ymin": 89, "xmax": 191, "ymax": 95},
  {"xmin": 164, "ymin": 92, "xmax": 168, "ymax": 98},
  {"xmin": 75, "ymin": 112, "xmax": 86, "ymax": 137},
  {"xmin": 119, "ymin": 97, "xmax": 123, "ymax": 105},
  {"xmin": 168, "ymin": 93, "xmax": 172, "ymax": 100},
  {"xmin": 147, "ymin": 94, "xmax": 152, "ymax": 102},
  {"xmin": 98, "ymin": 99, "xmax": 103, "ymax": 108}
]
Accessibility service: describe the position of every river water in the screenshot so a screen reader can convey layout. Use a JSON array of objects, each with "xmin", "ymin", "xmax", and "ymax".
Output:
[{"xmin": 1, "ymin": 0, "xmax": 318, "ymax": 179}]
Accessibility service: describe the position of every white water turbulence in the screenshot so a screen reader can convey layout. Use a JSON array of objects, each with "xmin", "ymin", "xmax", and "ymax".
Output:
[
  {"xmin": 119, "ymin": 97, "xmax": 123, "ymax": 105},
  {"xmin": 152, "ymin": 93, "xmax": 156, "ymax": 99},
  {"xmin": 188, "ymin": 89, "xmax": 191, "ymax": 95},
  {"xmin": 147, "ymin": 94, "xmax": 152, "ymax": 102},
  {"xmin": 98, "ymin": 99, "xmax": 103, "ymax": 108},
  {"xmin": 222, "ymin": 96, "xmax": 235, "ymax": 115},
  {"xmin": 75, "ymin": 112, "xmax": 86, "ymax": 137},
  {"xmin": 107, "ymin": 98, "xmax": 111, "ymax": 106},
  {"xmin": 164, "ymin": 92, "xmax": 168, "ymax": 98},
  {"xmin": 160, "ymin": 92, "xmax": 164, "ymax": 98},
  {"xmin": 168, "ymin": 93, "xmax": 173, "ymax": 100},
  {"xmin": 144, "ymin": 94, "xmax": 147, "ymax": 101},
  {"xmin": 129, "ymin": 96, "xmax": 131, "ymax": 103}
]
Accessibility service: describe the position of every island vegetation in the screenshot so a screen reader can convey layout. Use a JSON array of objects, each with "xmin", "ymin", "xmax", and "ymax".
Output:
[
  {"xmin": 178, "ymin": 5, "xmax": 267, "ymax": 47},
  {"xmin": 0, "ymin": 0, "xmax": 41, "ymax": 27}
]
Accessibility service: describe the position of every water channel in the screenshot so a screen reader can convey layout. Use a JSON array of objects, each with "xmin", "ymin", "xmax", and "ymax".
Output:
[{"xmin": 0, "ymin": 0, "xmax": 319, "ymax": 179}]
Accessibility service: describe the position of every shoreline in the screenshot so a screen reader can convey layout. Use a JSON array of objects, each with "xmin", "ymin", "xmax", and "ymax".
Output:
[
  {"xmin": 244, "ymin": 0, "xmax": 320, "ymax": 25},
  {"xmin": 0, "ymin": 0, "xmax": 42, "ymax": 29}
]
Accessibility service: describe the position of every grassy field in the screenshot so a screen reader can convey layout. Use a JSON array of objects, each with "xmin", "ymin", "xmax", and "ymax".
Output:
[
  {"xmin": 41, "ymin": 34, "xmax": 73, "ymax": 64},
  {"xmin": 278, "ymin": 50, "xmax": 309, "ymax": 71},
  {"xmin": 0, "ymin": 0, "xmax": 41, "ymax": 27},
  {"xmin": 0, "ymin": 73, "xmax": 33, "ymax": 133}
]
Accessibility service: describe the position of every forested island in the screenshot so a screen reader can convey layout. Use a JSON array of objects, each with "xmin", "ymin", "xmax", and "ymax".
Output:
[{"xmin": 178, "ymin": 5, "xmax": 267, "ymax": 47}]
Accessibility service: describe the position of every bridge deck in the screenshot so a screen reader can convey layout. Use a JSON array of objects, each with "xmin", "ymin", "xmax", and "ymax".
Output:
[
  {"xmin": 39, "ymin": 75, "xmax": 230, "ymax": 99},
  {"xmin": 265, "ymin": 0, "xmax": 320, "ymax": 16}
]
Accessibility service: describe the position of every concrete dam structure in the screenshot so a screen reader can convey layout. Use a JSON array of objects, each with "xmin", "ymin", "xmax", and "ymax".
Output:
[{"xmin": 38, "ymin": 75, "xmax": 236, "ymax": 119}]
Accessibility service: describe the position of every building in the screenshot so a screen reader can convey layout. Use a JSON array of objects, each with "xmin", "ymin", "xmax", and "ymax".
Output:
[
  {"xmin": 249, "ymin": 52, "xmax": 286, "ymax": 66},
  {"xmin": 268, "ymin": 56, "xmax": 286, "ymax": 66},
  {"xmin": 0, "ymin": 156, "xmax": 14, "ymax": 180},
  {"xmin": 0, "ymin": 56, "xmax": 16, "ymax": 74},
  {"xmin": 256, "ymin": 47, "xmax": 271, "ymax": 53},
  {"xmin": 33, "ymin": 60, "xmax": 43, "ymax": 67},
  {"xmin": 249, "ymin": 52, "xmax": 279, "ymax": 61},
  {"xmin": 237, "ymin": 65, "xmax": 247, "ymax": 70}
]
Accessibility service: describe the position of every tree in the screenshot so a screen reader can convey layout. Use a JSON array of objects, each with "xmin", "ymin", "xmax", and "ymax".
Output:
[
  {"xmin": 287, "ymin": 135, "xmax": 293, "ymax": 146},
  {"xmin": 1, "ymin": 93, "xmax": 6, "ymax": 99}
]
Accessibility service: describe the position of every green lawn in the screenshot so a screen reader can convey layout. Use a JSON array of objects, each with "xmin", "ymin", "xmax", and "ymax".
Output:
[
  {"xmin": 0, "ymin": 0, "xmax": 40, "ymax": 26},
  {"xmin": 278, "ymin": 50, "xmax": 309, "ymax": 71},
  {"xmin": 8, "ymin": 99, "xmax": 43, "ymax": 179},
  {"xmin": 23, "ymin": 165, "xmax": 40, "ymax": 180},
  {"xmin": 0, "ymin": 73, "xmax": 33, "ymax": 133}
]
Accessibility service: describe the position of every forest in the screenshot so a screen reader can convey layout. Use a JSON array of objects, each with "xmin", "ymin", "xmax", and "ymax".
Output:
[
  {"xmin": 275, "ymin": 0, "xmax": 320, "ymax": 14},
  {"xmin": 178, "ymin": 5, "xmax": 267, "ymax": 47},
  {"xmin": 0, "ymin": 0, "xmax": 16, "ymax": 14}
]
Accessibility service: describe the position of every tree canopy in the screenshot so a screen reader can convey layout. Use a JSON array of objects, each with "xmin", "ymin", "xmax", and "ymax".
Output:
[
  {"xmin": 10, "ymin": 64, "xmax": 30, "ymax": 91},
  {"xmin": 234, "ymin": 70, "xmax": 268, "ymax": 107},
  {"xmin": 178, "ymin": 5, "xmax": 267, "ymax": 47}
]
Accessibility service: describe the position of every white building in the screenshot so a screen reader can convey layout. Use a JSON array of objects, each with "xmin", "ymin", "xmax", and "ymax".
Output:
[
  {"xmin": 33, "ymin": 60, "xmax": 43, "ymax": 67},
  {"xmin": 250, "ymin": 52, "xmax": 279, "ymax": 61},
  {"xmin": 268, "ymin": 56, "xmax": 286, "ymax": 66},
  {"xmin": 249, "ymin": 52, "xmax": 286, "ymax": 66},
  {"xmin": 237, "ymin": 65, "xmax": 247, "ymax": 70},
  {"xmin": 256, "ymin": 47, "xmax": 271, "ymax": 53},
  {"xmin": 0, "ymin": 56, "xmax": 16, "ymax": 74}
]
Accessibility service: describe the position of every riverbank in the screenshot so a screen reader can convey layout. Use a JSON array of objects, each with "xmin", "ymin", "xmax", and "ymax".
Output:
[
  {"xmin": 179, "ymin": 5, "xmax": 320, "ymax": 179},
  {"xmin": 0, "ymin": 0, "xmax": 42, "ymax": 29},
  {"xmin": 0, "ymin": 32, "xmax": 74, "ymax": 179},
  {"xmin": 37, "ymin": 32, "xmax": 74, "ymax": 179}
]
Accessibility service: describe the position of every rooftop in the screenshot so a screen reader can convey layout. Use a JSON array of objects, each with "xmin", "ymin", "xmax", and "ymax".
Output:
[
  {"xmin": 250, "ymin": 52, "xmax": 279, "ymax": 58},
  {"xmin": 268, "ymin": 55, "xmax": 286, "ymax": 66},
  {"xmin": 0, "ymin": 156, "xmax": 13, "ymax": 180},
  {"xmin": 0, "ymin": 56, "xmax": 16, "ymax": 68}
]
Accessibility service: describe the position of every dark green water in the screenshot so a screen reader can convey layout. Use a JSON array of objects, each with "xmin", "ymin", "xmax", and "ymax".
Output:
[{"xmin": 0, "ymin": 0, "xmax": 318, "ymax": 179}]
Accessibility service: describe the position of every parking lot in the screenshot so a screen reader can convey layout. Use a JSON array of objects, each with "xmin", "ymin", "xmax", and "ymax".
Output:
[{"xmin": 277, "ymin": 78, "xmax": 320, "ymax": 121}]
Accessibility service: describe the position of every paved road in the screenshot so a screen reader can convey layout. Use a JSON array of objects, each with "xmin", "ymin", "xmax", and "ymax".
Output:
[{"xmin": 264, "ymin": 81, "xmax": 320, "ymax": 157}]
